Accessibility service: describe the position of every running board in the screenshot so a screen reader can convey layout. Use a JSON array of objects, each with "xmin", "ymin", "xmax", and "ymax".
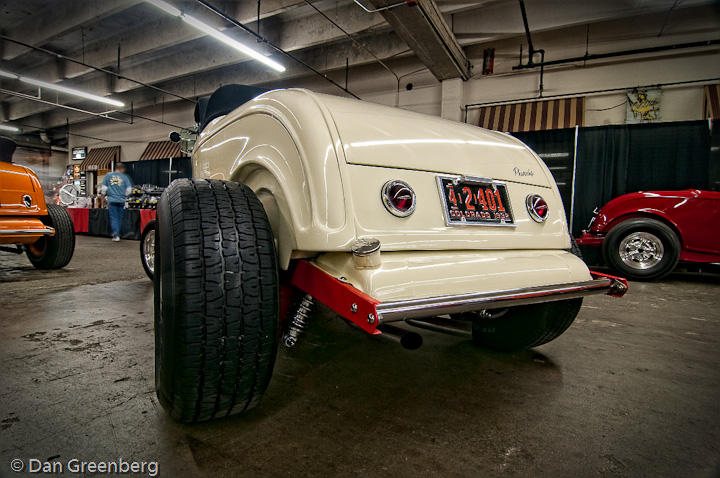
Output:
[{"xmin": 0, "ymin": 226, "xmax": 54, "ymax": 235}]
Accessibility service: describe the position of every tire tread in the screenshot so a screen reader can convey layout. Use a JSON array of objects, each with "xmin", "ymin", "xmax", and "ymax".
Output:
[
  {"xmin": 26, "ymin": 204, "xmax": 75, "ymax": 269},
  {"xmin": 155, "ymin": 179, "xmax": 278, "ymax": 423}
]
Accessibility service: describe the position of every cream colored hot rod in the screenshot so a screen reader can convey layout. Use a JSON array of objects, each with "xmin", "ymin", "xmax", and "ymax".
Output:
[{"xmin": 155, "ymin": 86, "xmax": 626, "ymax": 423}]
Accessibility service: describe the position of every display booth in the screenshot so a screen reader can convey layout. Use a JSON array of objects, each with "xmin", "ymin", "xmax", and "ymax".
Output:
[{"xmin": 64, "ymin": 141, "xmax": 190, "ymax": 239}]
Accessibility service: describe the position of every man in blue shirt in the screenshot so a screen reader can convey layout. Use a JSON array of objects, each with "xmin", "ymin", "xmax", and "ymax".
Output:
[{"xmin": 101, "ymin": 163, "xmax": 133, "ymax": 241}]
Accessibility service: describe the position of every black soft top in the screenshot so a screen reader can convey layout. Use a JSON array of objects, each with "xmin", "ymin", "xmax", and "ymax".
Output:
[
  {"xmin": 0, "ymin": 136, "xmax": 16, "ymax": 163},
  {"xmin": 194, "ymin": 84, "xmax": 268, "ymax": 132}
]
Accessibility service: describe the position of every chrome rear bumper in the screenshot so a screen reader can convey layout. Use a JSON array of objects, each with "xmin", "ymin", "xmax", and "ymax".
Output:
[
  {"xmin": 376, "ymin": 273, "xmax": 627, "ymax": 322},
  {"xmin": 290, "ymin": 260, "xmax": 628, "ymax": 335}
]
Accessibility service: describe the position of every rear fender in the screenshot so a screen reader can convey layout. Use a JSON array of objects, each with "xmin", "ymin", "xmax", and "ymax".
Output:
[
  {"xmin": 605, "ymin": 211, "xmax": 683, "ymax": 247},
  {"xmin": 194, "ymin": 110, "xmax": 355, "ymax": 269},
  {"xmin": 236, "ymin": 162, "xmax": 298, "ymax": 269}
]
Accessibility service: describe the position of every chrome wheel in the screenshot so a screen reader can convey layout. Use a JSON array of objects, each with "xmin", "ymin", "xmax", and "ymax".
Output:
[
  {"xmin": 143, "ymin": 229, "xmax": 155, "ymax": 274},
  {"xmin": 618, "ymin": 232, "xmax": 664, "ymax": 270},
  {"xmin": 479, "ymin": 308, "xmax": 509, "ymax": 320}
]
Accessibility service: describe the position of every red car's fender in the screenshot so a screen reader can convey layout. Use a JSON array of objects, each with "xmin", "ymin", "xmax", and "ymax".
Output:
[{"xmin": 577, "ymin": 190, "xmax": 720, "ymax": 263}]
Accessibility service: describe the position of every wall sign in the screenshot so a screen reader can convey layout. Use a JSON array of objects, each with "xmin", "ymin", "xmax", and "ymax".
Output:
[
  {"xmin": 72, "ymin": 146, "xmax": 87, "ymax": 160},
  {"xmin": 626, "ymin": 88, "xmax": 661, "ymax": 123}
]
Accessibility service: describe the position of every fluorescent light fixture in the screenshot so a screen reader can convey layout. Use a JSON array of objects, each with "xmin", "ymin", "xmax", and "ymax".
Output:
[
  {"xmin": 0, "ymin": 124, "xmax": 21, "ymax": 133},
  {"xmin": 145, "ymin": 0, "xmax": 181, "ymax": 17},
  {"xmin": 145, "ymin": 0, "xmax": 286, "ymax": 73},
  {"xmin": 0, "ymin": 70, "xmax": 19, "ymax": 80},
  {"xmin": 1, "ymin": 70, "xmax": 125, "ymax": 108},
  {"xmin": 19, "ymin": 76, "xmax": 125, "ymax": 107}
]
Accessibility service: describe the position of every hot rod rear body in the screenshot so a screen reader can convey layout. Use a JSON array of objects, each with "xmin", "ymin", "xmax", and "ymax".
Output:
[{"xmin": 153, "ymin": 88, "xmax": 626, "ymax": 422}]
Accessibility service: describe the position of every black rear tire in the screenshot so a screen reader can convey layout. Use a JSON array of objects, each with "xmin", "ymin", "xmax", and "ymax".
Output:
[
  {"xmin": 25, "ymin": 204, "xmax": 75, "ymax": 269},
  {"xmin": 140, "ymin": 220, "xmax": 156, "ymax": 280},
  {"xmin": 570, "ymin": 236, "xmax": 583, "ymax": 261},
  {"xmin": 602, "ymin": 218, "xmax": 680, "ymax": 281},
  {"xmin": 470, "ymin": 299, "xmax": 583, "ymax": 351},
  {"xmin": 155, "ymin": 179, "xmax": 279, "ymax": 423}
]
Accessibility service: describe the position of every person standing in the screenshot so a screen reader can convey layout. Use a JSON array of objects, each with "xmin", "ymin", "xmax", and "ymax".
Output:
[{"xmin": 101, "ymin": 163, "xmax": 133, "ymax": 241}]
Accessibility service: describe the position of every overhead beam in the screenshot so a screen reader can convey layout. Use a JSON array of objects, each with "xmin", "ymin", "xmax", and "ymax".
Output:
[
  {"xmin": 6, "ymin": 2, "xmax": 388, "ymax": 121},
  {"xmin": 1, "ymin": 0, "xmax": 143, "ymax": 60},
  {"xmin": 450, "ymin": 0, "xmax": 714, "ymax": 40},
  {"xmin": 366, "ymin": 0, "xmax": 471, "ymax": 80},
  {"xmin": 6, "ymin": 0, "xmax": 309, "ymax": 82},
  {"xmin": 28, "ymin": 31, "xmax": 410, "ymax": 130},
  {"xmin": 109, "ymin": 1, "xmax": 385, "ymax": 93}
]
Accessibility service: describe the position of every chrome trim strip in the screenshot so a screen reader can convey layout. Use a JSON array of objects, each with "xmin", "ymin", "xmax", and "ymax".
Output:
[
  {"xmin": 0, "ymin": 227, "xmax": 55, "ymax": 235},
  {"xmin": 376, "ymin": 277, "xmax": 614, "ymax": 322}
]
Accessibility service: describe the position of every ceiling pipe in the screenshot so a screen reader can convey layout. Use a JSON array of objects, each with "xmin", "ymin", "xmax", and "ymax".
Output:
[
  {"xmin": 462, "ymin": 76, "xmax": 720, "ymax": 123},
  {"xmin": 517, "ymin": 0, "xmax": 544, "ymax": 95},
  {"xmin": 518, "ymin": 0, "xmax": 535, "ymax": 61},
  {"xmin": 513, "ymin": 39, "xmax": 720, "ymax": 70}
]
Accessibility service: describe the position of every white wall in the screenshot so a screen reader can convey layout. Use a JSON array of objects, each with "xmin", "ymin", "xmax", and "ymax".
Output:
[{"xmin": 463, "ymin": 52, "xmax": 719, "ymax": 126}]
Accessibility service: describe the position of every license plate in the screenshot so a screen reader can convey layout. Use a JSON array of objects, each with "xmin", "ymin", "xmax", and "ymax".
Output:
[{"xmin": 438, "ymin": 176, "xmax": 514, "ymax": 226}]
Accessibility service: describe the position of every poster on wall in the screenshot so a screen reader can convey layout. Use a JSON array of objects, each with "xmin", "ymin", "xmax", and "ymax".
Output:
[
  {"xmin": 626, "ymin": 87, "xmax": 661, "ymax": 123},
  {"xmin": 71, "ymin": 146, "xmax": 87, "ymax": 160}
]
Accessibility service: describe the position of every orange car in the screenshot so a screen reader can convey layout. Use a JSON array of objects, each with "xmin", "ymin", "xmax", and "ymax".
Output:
[{"xmin": 0, "ymin": 137, "xmax": 74, "ymax": 269}]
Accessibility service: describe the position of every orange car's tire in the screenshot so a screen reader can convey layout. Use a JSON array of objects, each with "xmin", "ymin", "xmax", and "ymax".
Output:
[
  {"xmin": 25, "ymin": 204, "xmax": 75, "ymax": 269},
  {"xmin": 469, "ymin": 299, "xmax": 583, "ymax": 351},
  {"xmin": 154, "ymin": 179, "xmax": 279, "ymax": 423}
]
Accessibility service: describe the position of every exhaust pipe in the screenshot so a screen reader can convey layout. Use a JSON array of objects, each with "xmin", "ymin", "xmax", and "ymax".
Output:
[
  {"xmin": 377, "ymin": 324, "xmax": 423, "ymax": 350},
  {"xmin": 405, "ymin": 316, "xmax": 472, "ymax": 337}
]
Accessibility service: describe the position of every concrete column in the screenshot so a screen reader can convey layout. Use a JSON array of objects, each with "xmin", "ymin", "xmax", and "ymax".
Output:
[{"xmin": 440, "ymin": 78, "xmax": 464, "ymax": 122}]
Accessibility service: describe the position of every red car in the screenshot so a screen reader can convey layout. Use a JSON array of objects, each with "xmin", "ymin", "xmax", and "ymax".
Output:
[{"xmin": 576, "ymin": 189, "xmax": 720, "ymax": 280}]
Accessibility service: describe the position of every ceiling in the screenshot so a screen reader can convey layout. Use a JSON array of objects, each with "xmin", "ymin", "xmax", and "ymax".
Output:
[{"xmin": 0, "ymin": 0, "xmax": 717, "ymax": 145}]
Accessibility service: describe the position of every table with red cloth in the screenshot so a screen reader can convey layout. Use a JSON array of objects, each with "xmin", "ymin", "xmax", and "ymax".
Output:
[
  {"xmin": 65, "ymin": 207, "xmax": 155, "ymax": 240},
  {"xmin": 66, "ymin": 207, "xmax": 89, "ymax": 233}
]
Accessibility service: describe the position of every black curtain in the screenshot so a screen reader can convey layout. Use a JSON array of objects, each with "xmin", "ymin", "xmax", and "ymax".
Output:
[
  {"xmin": 705, "ymin": 119, "xmax": 719, "ymax": 191},
  {"xmin": 572, "ymin": 125, "xmax": 630, "ymax": 235},
  {"xmin": 626, "ymin": 121, "xmax": 710, "ymax": 193},
  {"xmin": 513, "ymin": 128, "xmax": 575, "ymax": 215},
  {"xmin": 124, "ymin": 158, "xmax": 192, "ymax": 187},
  {"xmin": 574, "ymin": 120, "xmax": 710, "ymax": 235},
  {"xmin": 516, "ymin": 120, "xmax": 713, "ymax": 236}
]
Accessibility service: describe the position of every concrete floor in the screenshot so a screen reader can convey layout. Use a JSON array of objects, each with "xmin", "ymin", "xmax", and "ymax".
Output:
[{"xmin": 1, "ymin": 235, "xmax": 719, "ymax": 477}]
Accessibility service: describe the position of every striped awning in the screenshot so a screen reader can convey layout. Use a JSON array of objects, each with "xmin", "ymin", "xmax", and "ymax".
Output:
[
  {"xmin": 704, "ymin": 84, "xmax": 720, "ymax": 119},
  {"xmin": 478, "ymin": 97, "xmax": 584, "ymax": 132},
  {"xmin": 79, "ymin": 146, "xmax": 120, "ymax": 171},
  {"xmin": 138, "ymin": 140, "xmax": 187, "ymax": 161}
]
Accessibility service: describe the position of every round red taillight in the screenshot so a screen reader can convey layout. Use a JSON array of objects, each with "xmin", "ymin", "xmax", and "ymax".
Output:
[
  {"xmin": 382, "ymin": 180, "xmax": 416, "ymax": 217},
  {"xmin": 526, "ymin": 194, "xmax": 549, "ymax": 222}
]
